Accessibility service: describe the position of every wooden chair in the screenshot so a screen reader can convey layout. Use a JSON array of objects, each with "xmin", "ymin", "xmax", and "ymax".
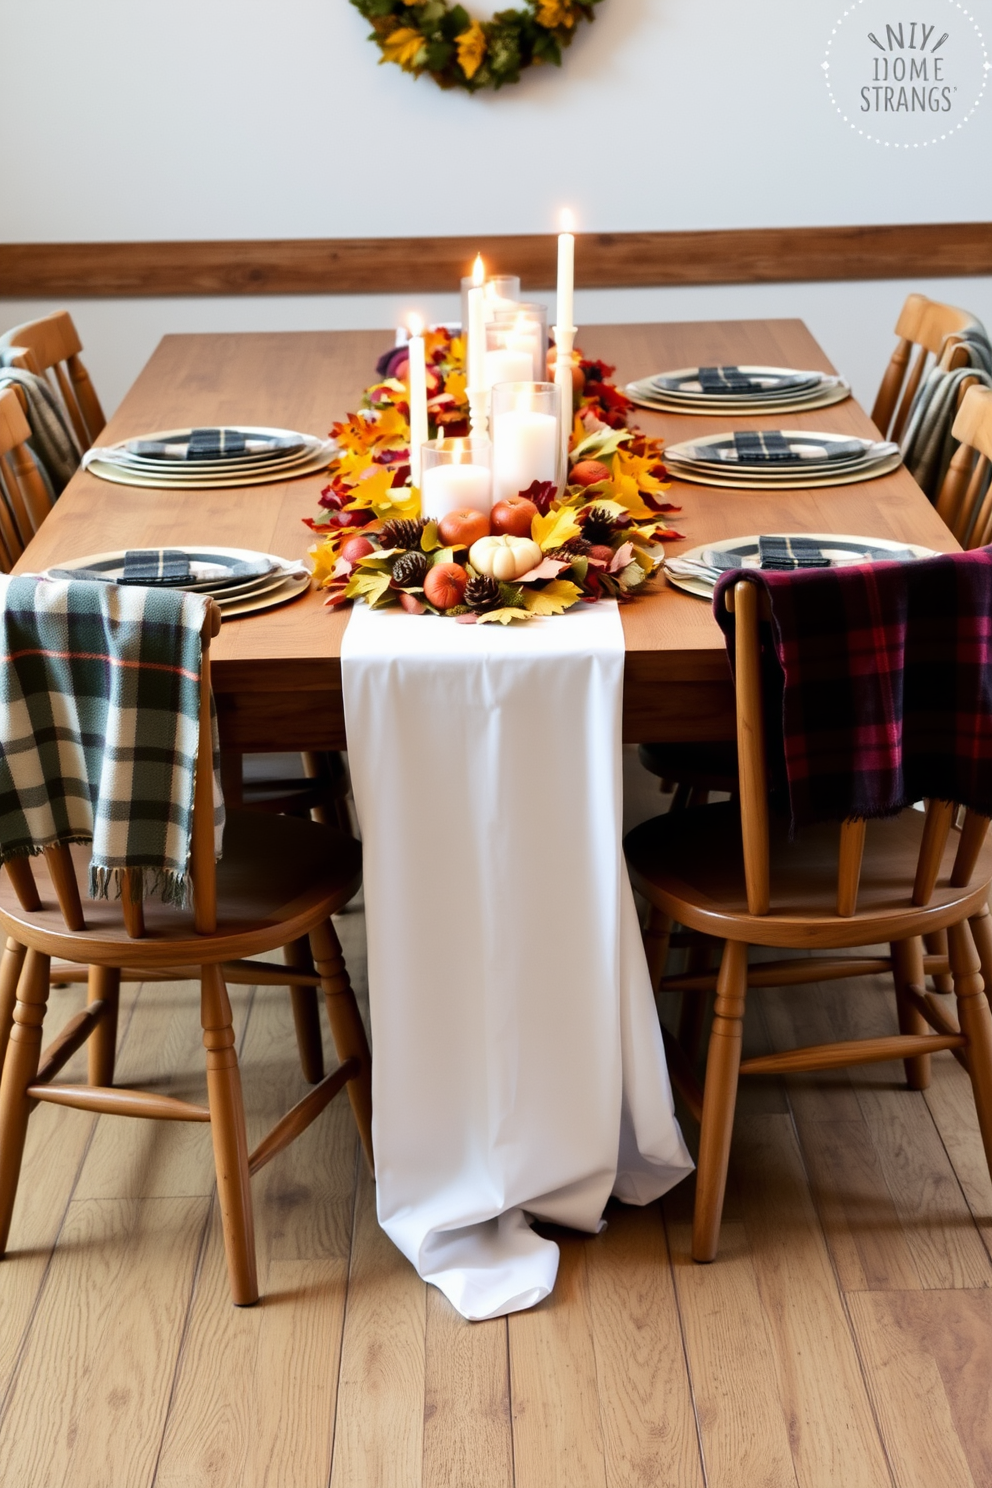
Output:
[
  {"xmin": 0, "ymin": 601, "xmax": 372, "ymax": 1305},
  {"xmin": 871, "ymin": 293, "xmax": 981, "ymax": 442},
  {"xmin": 932, "ymin": 383, "xmax": 992, "ymax": 548},
  {"xmin": 0, "ymin": 385, "xmax": 55, "ymax": 569},
  {"xmin": 0, "ymin": 310, "xmax": 106, "ymax": 448},
  {"xmin": 625, "ymin": 578, "xmax": 992, "ymax": 1263}
]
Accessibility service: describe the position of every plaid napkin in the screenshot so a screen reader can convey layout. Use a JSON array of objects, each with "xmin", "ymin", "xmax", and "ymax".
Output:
[
  {"xmin": 127, "ymin": 428, "xmax": 305, "ymax": 462},
  {"xmin": 0, "ymin": 576, "xmax": 224, "ymax": 906},
  {"xmin": 730, "ymin": 432, "xmax": 867, "ymax": 465},
  {"xmin": 713, "ymin": 548, "xmax": 992, "ymax": 830},
  {"xmin": 120, "ymin": 550, "xmax": 191, "ymax": 584},
  {"xmin": 758, "ymin": 536, "xmax": 830, "ymax": 570},
  {"xmin": 697, "ymin": 366, "xmax": 762, "ymax": 394}
]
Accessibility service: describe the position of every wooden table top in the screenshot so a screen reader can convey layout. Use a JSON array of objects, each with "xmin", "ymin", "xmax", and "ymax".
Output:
[{"xmin": 16, "ymin": 320, "xmax": 956, "ymax": 748}]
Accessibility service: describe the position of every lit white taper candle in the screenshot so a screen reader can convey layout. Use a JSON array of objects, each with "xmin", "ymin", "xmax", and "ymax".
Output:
[
  {"xmin": 407, "ymin": 313, "xmax": 429, "ymax": 491},
  {"xmin": 554, "ymin": 210, "xmax": 577, "ymax": 481}
]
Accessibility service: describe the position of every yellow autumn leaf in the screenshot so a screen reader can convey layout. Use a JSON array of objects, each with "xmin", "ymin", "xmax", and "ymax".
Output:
[
  {"xmin": 456, "ymin": 20, "xmax": 487, "ymax": 79},
  {"xmin": 444, "ymin": 368, "xmax": 467, "ymax": 403},
  {"xmin": 381, "ymin": 27, "xmax": 426, "ymax": 72},
  {"xmin": 477, "ymin": 607, "xmax": 534, "ymax": 625},
  {"xmin": 522, "ymin": 580, "xmax": 582, "ymax": 617},
  {"xmin": 537, "ymin": 0, "xmax": 578, "ymax": 27},
  {"xmin": 336, "ymin": 448, "xmax": 374, "ymax": 485},
  {"xmin": 609, "ymin": 473, "xmax": 657, "ymax": 521},
  {"xmin": 370, "ymin": 405, "xmax": 411, "ymax": 450},
  {"xmin": 309, "ymin": 539, "xmax": 340, "ymax": 588},
  {"xmin": 344, "ymin": 466, "xmax": 395, "ymax": 510},
  {"xmin": 345, "ymin": 569, "xmax": 393, "ymax": 607},
  {"xmin": 531, "ymin": 505, "xmax": 582, "ymax": 552},
  {"xmin": 614, "ymin": 446, "xmax": 671, "ymax": 496}
]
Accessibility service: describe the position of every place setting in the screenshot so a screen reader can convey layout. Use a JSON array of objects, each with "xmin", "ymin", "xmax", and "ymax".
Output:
[
  {"xmin": 43, "ymin": 545, "xmax": 310, "ymax": 617},
  {"xmin": 626, "ymin": 363, "xmax": 851, "ymax": 415},
  {"xmin": 81, "ymin": 425, "xmax": 337, "ymax": 489},
  {"xmin": 661, "ymin": 428, "xmax": 902, "ymax": 489},
  {"xmin": 662, "ymin": 531, "xmax": 939, "ymax": 599}
]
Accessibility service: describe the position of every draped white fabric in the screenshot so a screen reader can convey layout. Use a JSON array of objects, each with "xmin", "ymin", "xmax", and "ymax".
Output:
[{"xmin": 341, "ymin": 599, "xmax": 693, "ymax": 1321}]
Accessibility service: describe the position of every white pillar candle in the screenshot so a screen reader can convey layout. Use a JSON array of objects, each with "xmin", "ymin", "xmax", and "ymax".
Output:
[
  {"xmin": 485, "ymin": 347, "xmax": 534, "ymax": 390},
  {"xmin": 556, "ymin": 212, "xmax": 575, "ymax": 340},
  {"xmin": 421, "ymin": 461, "xmax": 492, "ymax": 520},
  {"xmin": 492, "ymin": 408, "xmax": 558, "ymax": 503},
  {"xmin": 468, "ymin": 286, "xmax": 487, "ymax": 393},
  {"xmin": 407, "ymin": 315, "xmax": 429, "ymax": 490},
  {"xmin": 506, "ymin": 315, "xmax": 545, "ymax": 382}
]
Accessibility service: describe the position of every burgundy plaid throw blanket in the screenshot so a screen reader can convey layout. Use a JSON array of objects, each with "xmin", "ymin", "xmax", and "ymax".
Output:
[{"xmin": 713, "ymin": 548, "xmax": 992, "ymax": 828}]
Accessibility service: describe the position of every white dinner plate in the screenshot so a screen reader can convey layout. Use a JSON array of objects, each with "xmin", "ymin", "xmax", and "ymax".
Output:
[
  {"xmin": 44, "ymin": 546, "xmax": 309, "ymax": 608},
  {"xmin": 85, "ymin": 447, "xmax": 335, "ymax": 489},
  {"xmin": 626, "ymin": 379, "xmax": 852, "ymax": 418},
  {"xmin": 663, "ymin": 532, "xmax": 939, "ymax": 599}
]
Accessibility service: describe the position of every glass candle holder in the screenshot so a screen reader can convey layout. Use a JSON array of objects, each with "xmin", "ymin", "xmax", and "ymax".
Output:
[
  {"xmin": 490, "ymin": 383, "xmax": 563, "ymax": 505},
  {"xmin": 420, "ymin": 436, "xmax": 493, "ymax": 520},
  {"xmin": 460, "ymin": 273, "xmax": 521, "ymax": 332},
  {"xmin": 485, "ymin": 304, "xmax": 548, "ymax": 386}
]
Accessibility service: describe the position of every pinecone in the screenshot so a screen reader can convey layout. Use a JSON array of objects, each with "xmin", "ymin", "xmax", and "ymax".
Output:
[
  {"xmin": 581, "ymin": 506, "xmax": 620, "ymax": 546},
  {"xmin": 548, "ymin": 537, "xmax": 591, "ymax": 560},
  {"xmin": 391, "ymin": 550, "xmax": 430, "ymax": 588},
  {"xmin": 378, "ymin": 516, "xmax": 429, "ymax": 552},
  {"xmin": 464, "ymin": 574, "xmax": 502, "ymax": 613}
]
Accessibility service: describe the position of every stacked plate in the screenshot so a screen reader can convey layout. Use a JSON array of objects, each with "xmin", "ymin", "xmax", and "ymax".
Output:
[
  {"xmin": 45, "ymin": 546, "xmax": 311, "ymax": 619},
  {"xmin": 626, "ymin": 365, "xmax": 851, "ymax": 416},
  {"xmin": 662, "ymin": 430, "xmax": 902, "ymax": 489},
  {"xmin": 663, "ymin": 533, "xmax": 937, "ymax": 600},
  {"xmin": 82, "ymin": 426, "xmax": 337, "ymax": 490}
]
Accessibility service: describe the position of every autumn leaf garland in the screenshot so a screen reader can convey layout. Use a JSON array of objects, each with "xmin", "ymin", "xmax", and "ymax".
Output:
[{"xmin": 351, "ymin": 0, "xmax": 606, "ymax": 92}]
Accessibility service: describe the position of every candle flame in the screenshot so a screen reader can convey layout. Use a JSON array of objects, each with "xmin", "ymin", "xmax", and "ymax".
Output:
[
  {"xmin": 407, "ymin": 312, "xmax": 424, "ymax": 338},
  {"xmin": 559, "ymin": 208, "xmax": 576, "ymax": 234},
  {"xmin": 472, "ymin": 255, "xmax": 485, "ymax": 286},
  {"xmin": 453, "ymin": 438, "xmax": 465, "ymax": 465}
]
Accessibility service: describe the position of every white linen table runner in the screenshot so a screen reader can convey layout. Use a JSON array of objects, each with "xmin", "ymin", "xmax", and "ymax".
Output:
[{"xmin": 341, "ymin": 597, "xmax": 692, "ymax": 1320}]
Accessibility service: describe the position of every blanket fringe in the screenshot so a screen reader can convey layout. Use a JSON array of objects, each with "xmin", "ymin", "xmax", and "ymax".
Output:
[{"xmin": 89, "ymin": 864, "xmax": 191, "ymax": 909}]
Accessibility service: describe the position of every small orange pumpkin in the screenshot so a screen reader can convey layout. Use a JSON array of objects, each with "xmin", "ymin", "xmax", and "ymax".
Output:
[{"xmin": 424, "ymin": 561, "xmax": 469, "ymax": 610}]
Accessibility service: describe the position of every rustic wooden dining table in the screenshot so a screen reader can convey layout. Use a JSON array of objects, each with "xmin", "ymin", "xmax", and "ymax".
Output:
[{"xmin": 14, "ymin": 319, "xmax": 958, "ymax": 752}]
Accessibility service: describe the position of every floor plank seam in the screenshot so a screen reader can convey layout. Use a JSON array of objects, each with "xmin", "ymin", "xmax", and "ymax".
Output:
[
  {"xmin": 781, "ymin": 1035, "xmax": 903, "ymax": 1488},
  {"xmin": 658, "ymin": 1202, "xmax": 710, "ymax": 1488},
  {"xmin": 325, "ymin": 1132, "xmax": 363, "ymax": 1488},
  {"xmin": 504, "ymin": 1313, "xmax": 518, "ymax": 1488},
  {"xmin": 922, "ymin": 1077, "xmax": 992, "ymax": 1275},
  {"xmin": 148, "ymin": 1189, "xmax": 216, "ymax": 1488}
]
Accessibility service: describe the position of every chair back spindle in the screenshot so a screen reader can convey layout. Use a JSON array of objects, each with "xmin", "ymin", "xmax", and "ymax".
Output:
[
  {"xmin": 872, "ymin": 294, "xmax": 981, "ymax": 441},
  {"xmin": 0, "ymin": 311, "xmax": 106, "ymax": 448}
]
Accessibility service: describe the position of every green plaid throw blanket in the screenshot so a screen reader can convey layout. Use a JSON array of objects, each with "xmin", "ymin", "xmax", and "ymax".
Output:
[{"xmin": 0, "ymin": 576, "xmax": 224, "ymax": 906}]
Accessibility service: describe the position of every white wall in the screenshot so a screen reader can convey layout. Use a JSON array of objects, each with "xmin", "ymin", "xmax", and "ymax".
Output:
[{"xmin": 2, "ymin": 0, "xmax": 991, "ymax": 412}]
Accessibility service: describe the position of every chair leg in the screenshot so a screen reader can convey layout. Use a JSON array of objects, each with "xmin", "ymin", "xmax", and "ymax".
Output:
[
  {"xmin": 692, "ymin": 939, "xmax": 748, "ymax": 1264},
  {"xmin": 892, "ymin": 937, "xmax": 931, "ymax": 1090},
  {"xmin": 678, "ymin": 936, "xmax": 716, "ymax": 1064},
  {"xmin": 0, "ymin": 949, "xmax": 51, "ymax": 1255},
  {"xmin": 967, "ymin": 902, "xmax": 992, "ymax": 1007},
  {"xmin": 285, "ymin": 937, "xmax": 324, "ymax": 1085},
  {"xmin": 87, "ymin": 965, "xmax": 121, "ymax": 1087},
  {"xmin": 948, "ymin": 918, "xmax": 992, "ymax": 1182},
  {"xmin": 643, "ymin": 906, "xmax": 673, "ymax": 994},
  {"xmin": 309, "ymin": 919, "xmax": 374, "ymax": 1173},
  {"xmin": 0, "ymin": 939, "xmax": 27, "ymax": 1073},
  {"xmin": 200, "ymin": 964, "xmax": 258, "ymax": 1306},
  {"xmin": 924, "ymin": 928, "xmax": 954, "ymax": 994}
]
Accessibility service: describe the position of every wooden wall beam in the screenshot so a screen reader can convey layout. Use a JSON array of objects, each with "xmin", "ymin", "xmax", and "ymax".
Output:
[{"xmin": 1, "ymin": 223, "xmax": 990, "ymax": 299}]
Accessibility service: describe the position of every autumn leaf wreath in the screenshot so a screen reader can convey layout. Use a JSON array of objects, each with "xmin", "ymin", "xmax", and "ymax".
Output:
[{"xmin": 351, "ymin": 0, "xmax": 606, "ymax": 92}]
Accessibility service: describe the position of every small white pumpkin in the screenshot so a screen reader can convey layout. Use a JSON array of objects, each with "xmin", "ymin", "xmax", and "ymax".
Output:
[{"xmin": 469, "ymin": 534, "xmax": 543, "ymax": 582}]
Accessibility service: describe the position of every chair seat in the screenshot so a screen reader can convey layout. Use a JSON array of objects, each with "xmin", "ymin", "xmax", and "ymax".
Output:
[
  {"xmin": 625, "ymin": 802, "xmax": 992, "ymax": 949},
  {"xmin": 638, "ymin": 741, "xmax": 738, "ymax": 792},
  {"xmin": 0, "ymin": 810, "xmax": 362, "ymax": 968}
]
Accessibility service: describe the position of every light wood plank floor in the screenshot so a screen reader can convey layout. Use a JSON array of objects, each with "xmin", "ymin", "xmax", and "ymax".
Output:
[{"xmin": 2, "ymin": 782, "xmax": 992, "ymax": 1484}]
